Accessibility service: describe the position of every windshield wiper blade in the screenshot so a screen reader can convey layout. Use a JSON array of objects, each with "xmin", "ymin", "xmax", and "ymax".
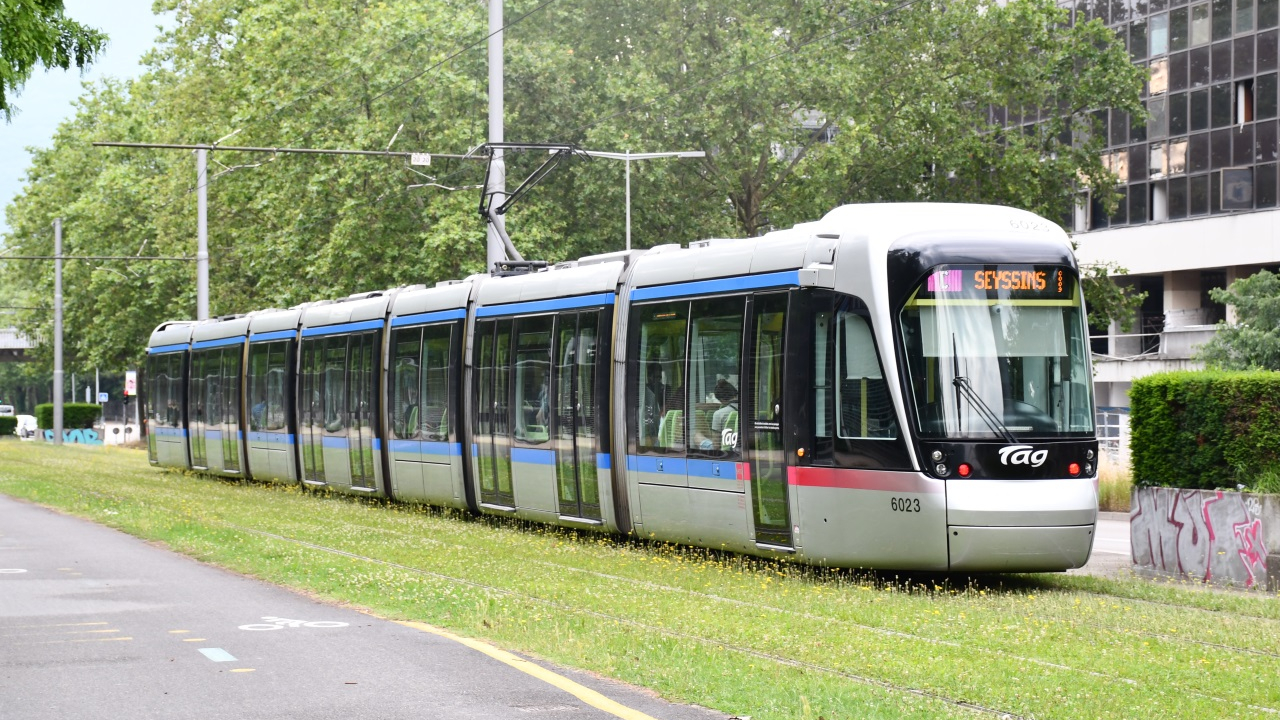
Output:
[
  {"xmin": 952, "ymin": 376, "xmax": 1018, "ymax": 444},
  {"xmin": 950, "ymin": 333, "xmax": 1018, "ymax": 444}
]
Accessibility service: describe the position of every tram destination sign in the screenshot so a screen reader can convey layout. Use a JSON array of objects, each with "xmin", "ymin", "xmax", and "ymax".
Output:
[{"xmin": 920, "ymin": 264, "xmax": 1072, "ymax": 302}]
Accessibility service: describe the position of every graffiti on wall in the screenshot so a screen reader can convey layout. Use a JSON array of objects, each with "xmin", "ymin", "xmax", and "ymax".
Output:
[
  {"xmin": 1131, "ymin": 487, "xmax": 1269, "ymax": 588},
  {"xmin": 41, "ymin": 429, "xmax": 103, "ymax": 446}
]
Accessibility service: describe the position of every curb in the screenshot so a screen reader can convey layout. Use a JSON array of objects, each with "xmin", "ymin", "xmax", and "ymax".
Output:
[{"xmin": 1097, "ymin": 511, "xmax": 1129, "ymax": 523}]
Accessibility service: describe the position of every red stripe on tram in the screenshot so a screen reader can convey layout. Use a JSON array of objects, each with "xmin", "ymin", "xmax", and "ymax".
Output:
[{"xmin": 787, "ymin": 466, "xmax": 943, "ymax": 494}]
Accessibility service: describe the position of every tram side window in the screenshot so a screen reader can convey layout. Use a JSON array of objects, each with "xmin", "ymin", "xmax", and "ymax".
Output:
[
  {"xmin": 635, "ymin": 302, "xmax": 688, "ymax": 453},
  {"xmin": 392, "ymin": 328, "xmax": 422, "ymax": 440},
  {"xmin": 248, "ymin": 344, "xmax": 270, "ymax": 432},
  {"xmin": 514, "ymin": 316, "xmax": 553, "ymax": 445},
  {"xmin": 323, "ymin": 337, "xmax": 348, "ymax": 434},
  {"xmin": 146, "ymin": 354, "xmax": 183, "ymax": 428},
  {"xmin": 265, "ymin": 343, "xmax": 287, "ymax": 431},
  {"xmin": 167, "ymin": 354, "xmax": 183, "ymax": 426},
  {"xmin": 836, "ymin": 311, "xmax": 895, "ymax": 440},
  {"xmin": 422, "ymin": 325, "xmax": 451, "ymax": 440},
  {"xmin": 687, "ymin": 297, "xmax": 744, "ymax": 458}
]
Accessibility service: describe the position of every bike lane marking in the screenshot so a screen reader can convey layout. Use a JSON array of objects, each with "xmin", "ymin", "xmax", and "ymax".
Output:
[{"xmin": 396, "ymin": 620, "xmax": 660, "ymax": 720}]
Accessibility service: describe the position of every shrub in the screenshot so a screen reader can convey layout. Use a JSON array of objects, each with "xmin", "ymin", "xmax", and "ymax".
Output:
[
  {"xmin": 1130, "ymin": 370, "xmax": 1280, "ymax": 489},
  {"xmin": 34, "ymin": 403, "xmax": 103, "ymax": 430},
  {"xmin": 0, "ymin": 416, "xmax": 15, "ymax": 436}
]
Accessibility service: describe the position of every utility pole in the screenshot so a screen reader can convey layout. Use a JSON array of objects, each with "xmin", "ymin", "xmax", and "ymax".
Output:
[
  {"xmin": 53, "ymin": 218, "xmax": 63, "ymax": 446},
  {"xmin": 486, "ymin": 0, "xmax": 507, "ymax": 271},
  {"xmin": 196, "ymin": 148, "xmax": 209, "ymax": 320}
]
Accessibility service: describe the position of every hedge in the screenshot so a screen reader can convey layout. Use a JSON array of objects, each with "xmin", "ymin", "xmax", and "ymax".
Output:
[
  {"xmin": 0, "ymin": 416, "xmax": 15, "ymax": 436},
  {"xmin": 1130, "ymin": 370, "xmax": 1280, "ymax": 489},
  {"xmin": 34, "ymin": 403, "xmax": 102, "ymax": 431}
]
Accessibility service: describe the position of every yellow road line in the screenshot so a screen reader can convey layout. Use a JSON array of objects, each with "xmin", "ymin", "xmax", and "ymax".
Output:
[
  {"xmin": 396, "ymin": 621, "xmax": 659, "ymax": 720},
  {"xmin": 0, "ymin": 628, "xmax": 119, "ymax": 638},
  {"xmin": 0, "ymin": 621, "xmax": 108, "ymax": 630},
  {"xmin": 27, "ymin": 636, "xmax": 133, "ymax": 645}
]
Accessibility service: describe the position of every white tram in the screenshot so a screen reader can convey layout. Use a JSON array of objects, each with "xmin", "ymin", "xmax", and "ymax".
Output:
[{"xmin": 146, "ymin": 203, "xmax": 1099, "ymax": 571}]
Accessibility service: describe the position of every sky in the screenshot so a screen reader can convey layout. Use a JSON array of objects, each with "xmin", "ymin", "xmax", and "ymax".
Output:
[{"xmin": 0, "ymin": 0, "xmax": 167, "ymax": 236}]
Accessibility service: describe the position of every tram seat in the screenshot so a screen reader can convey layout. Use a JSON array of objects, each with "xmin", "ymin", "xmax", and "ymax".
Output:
[
  {"xmin": 657, "ymin": 410, "xmax": 683, "ymax": 448},
  {"xmin": 720, "ymin": 411, "xmax": 738, "ymax": 451},
  {"xmin": 404, "ymin": 404, "xmax": 419, "ymax": 438},
  {"xmin": 524, "ymin": 425, "xmax": 549, "ymax": 442},
  {"xmin": 422, "ymin": 404, "xmax": 446, "ymax": 440}
]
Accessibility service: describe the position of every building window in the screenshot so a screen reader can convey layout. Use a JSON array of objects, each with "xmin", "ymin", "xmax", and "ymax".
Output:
[
  {"xmin": 1213, "ymin": 0, "xmax": 1233, "ymax": 40},
  {"xmin": 1222, "ymin": 167, "xmax": 1254, "ymax": 208},
  {"xmin": 1192, "ymin": 3, "xmax": 1213, "ymax": 46},
  {"xmin": 1170, "ymin": 138, "xmax": 1190, "ymax": 174},
  {"xmin": 1152, "ymin": 13, "xmax": 1171, "ymax": 55},
  {"xmin": 1258, "ymin": 73, "xmax": 1278, "ymax": 117},
  {"xmin": 1238, "ymin": 0, "xmax": 1256, "ymax": 33}
]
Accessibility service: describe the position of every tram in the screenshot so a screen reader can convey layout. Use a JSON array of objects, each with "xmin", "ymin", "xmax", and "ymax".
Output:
[{"xmin": 145, "ymin": 203, "xmax": 1100, "ymax": 571}]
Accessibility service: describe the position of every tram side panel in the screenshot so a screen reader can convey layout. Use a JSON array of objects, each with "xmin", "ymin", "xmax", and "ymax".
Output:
[
  {"xmin": 786, "ymin": 289, "xmax": 950, "ymax": 570},
  {"xmin": 296, "ymin": 325, "xmax": 386, "ymax": 496},
  {"xmin": 625, "ymin": 283, "xmax": 781, "ymax": 556},
  {"xmin": 385, "ymin": 317, "xmax": 469, "ymax": 509},
  {"xmin": 470, "ymin": 300, "xmax": 615, "ymax": 527},
  {"xmin": 145, "ymin": 349, "xmax": 191, "ymax": 469},
  {"xmin": 245, "ymin": 337, "xmax": 298, "ymax": 484}
]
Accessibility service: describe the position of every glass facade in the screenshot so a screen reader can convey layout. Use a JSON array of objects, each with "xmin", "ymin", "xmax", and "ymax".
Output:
[{"xmin": 1061, "ymin": 0, "xmax": 1280, "ymax": 228}]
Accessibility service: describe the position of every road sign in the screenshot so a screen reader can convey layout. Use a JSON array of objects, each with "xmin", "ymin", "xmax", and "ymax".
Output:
[
  {"xmin": 98, "ymin": 392, "xmax": 109, "ymax": 403},
  {"xmin": 124, "ymin": 370, "xmax": 136, "ymax": 396}
]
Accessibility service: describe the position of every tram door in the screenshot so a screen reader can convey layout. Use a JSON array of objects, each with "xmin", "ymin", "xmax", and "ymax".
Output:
[
  {"xmin": 474, "ymin": 319, "xmax": 515, "ymax": 507},
  {"xmin": 748, "ymin": 293, "xmax": 792, "ymax": 547},
  {"xmin": 554, "ymin": 311, "xmax": 601, "ymax": 521}
]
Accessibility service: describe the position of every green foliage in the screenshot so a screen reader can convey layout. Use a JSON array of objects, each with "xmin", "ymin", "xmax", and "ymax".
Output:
[
  {"xmin": 0, "ymin": 0, "xmax": 107, "ymax": 119},
  {"xmin": 1130, "ymin": 370, "xmax": 1280, "ymax": 489},
  {"xmin": 0, "ymin": 416, "xmax": 15, "ymax": 436},
  {"xmin": 1, "ymin": 0, "xmax": 1143, "ymax": 367},
  {"xmin": 1080, "ymin": 260, "xmax": 1147, "ymax": 332},
  {"xmin": 1197, "ymin": 270, "xmax": 1280, "ymax": 370},
  {"xmin": 5, "ymin": 441, "xmax": 1280, "ymax": 719},
  {"xmin": 34, "ymin": 402, "xmax": 101, "ymax": 430}
]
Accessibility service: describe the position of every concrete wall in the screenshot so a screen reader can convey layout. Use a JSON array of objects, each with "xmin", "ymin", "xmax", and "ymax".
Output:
[{"xmin": 1131, "ymin": 487, "xmax": 1276, "ymax": 591}]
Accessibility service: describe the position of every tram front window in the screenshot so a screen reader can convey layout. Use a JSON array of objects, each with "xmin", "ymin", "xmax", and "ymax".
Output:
[{"xmin": 898, "ymin": 264, "xmax": 1094, "ymax": 439}]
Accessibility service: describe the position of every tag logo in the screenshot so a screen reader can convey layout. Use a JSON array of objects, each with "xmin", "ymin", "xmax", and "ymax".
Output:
[{"xmin": 998, "ymin": 445, "xmax": 1047, "ymax": 467}]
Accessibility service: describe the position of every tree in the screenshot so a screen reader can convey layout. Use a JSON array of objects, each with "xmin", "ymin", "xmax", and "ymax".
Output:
[
  {"xmin": 1, "ymin": 0, "xmax": 1147, "ymax": 367},
  {"xmin": 0, "ymin": 0, "xmax": 107, "ymax": 120},
  {"xmin": 1196, "ymin": 270, "xmax": 1280, "ymax": 371},
  {"xmin": 1080, "ymin": 260, "xmax": 1147, "ymax": 333}
]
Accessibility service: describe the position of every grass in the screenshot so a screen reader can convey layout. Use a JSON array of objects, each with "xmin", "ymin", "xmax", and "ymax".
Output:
[
  {"xmin": 2, "ymin": 442, "xmax": 1277, "ymax": 719},
  {"xmin": 1096, "ymin": 455, "xmax": 1133, "ymax": 513}
]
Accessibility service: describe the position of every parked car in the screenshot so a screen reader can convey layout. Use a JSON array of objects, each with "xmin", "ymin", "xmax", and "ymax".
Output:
[{"xmin": 15, "ymin": 415, "xmax": 37, "ymax": 439}]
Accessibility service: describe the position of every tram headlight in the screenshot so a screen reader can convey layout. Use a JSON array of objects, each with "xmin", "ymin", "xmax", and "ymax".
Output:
[
  {"xmin": 1086, "ymin": 449, "xmax": 1095, "ymax": 461},
  {"xmin": 930, "ymin": 450, "xmax": 945, "ymax": 463},
  {"xmin": 1084, "ymin": 462, "xmax": 1094, "ymax": 476},
  {"xmin": 934, "ymin": 463, "xmax": 951, "ymax": 477}
]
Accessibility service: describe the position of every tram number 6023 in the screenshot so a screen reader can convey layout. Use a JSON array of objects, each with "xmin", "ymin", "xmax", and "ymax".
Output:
[{"xmin": 890, "ymin": 497, "xmax": 921, "ymax": 513}]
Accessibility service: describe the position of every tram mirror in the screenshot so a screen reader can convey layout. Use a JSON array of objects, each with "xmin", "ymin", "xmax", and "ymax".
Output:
[{"xmin": 841, "ymin": 313, "xmax": 882, "ymax": 380}]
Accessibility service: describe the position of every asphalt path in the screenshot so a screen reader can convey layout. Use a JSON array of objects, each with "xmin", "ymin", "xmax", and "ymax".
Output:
[
  {"xmin": 1069, "ymin": 511, "xmax": 1132, "ymax": 578},
  {"xmin": 0, "ymin": 495, "xmax": 727, "ymax": 720}
]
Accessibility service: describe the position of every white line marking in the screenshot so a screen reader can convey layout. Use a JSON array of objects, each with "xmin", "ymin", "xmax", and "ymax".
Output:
[{"xmin": 0, "ymin": 568, "xmax": 28, "ymax": 573}]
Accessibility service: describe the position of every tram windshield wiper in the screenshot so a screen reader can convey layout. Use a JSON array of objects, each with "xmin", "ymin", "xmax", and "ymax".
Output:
[
  {"xmin": 952, "ymin": 376, "xmax": 1018, "ymax": 444},
  {"xmin": 950, "ymin": 334, "xmax": 1018, "ymax": 444}
]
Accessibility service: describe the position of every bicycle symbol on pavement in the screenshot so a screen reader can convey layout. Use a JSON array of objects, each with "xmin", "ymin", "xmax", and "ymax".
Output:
[{"xmin": 238, "ymin": 616, "xmax": 350, "ymax": 631}]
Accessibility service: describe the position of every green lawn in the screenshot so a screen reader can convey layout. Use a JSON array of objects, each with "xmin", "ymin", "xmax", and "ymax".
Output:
[{"xmin": 1, "ymin": 441, "xmax": 1276, "ymax": 719}]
